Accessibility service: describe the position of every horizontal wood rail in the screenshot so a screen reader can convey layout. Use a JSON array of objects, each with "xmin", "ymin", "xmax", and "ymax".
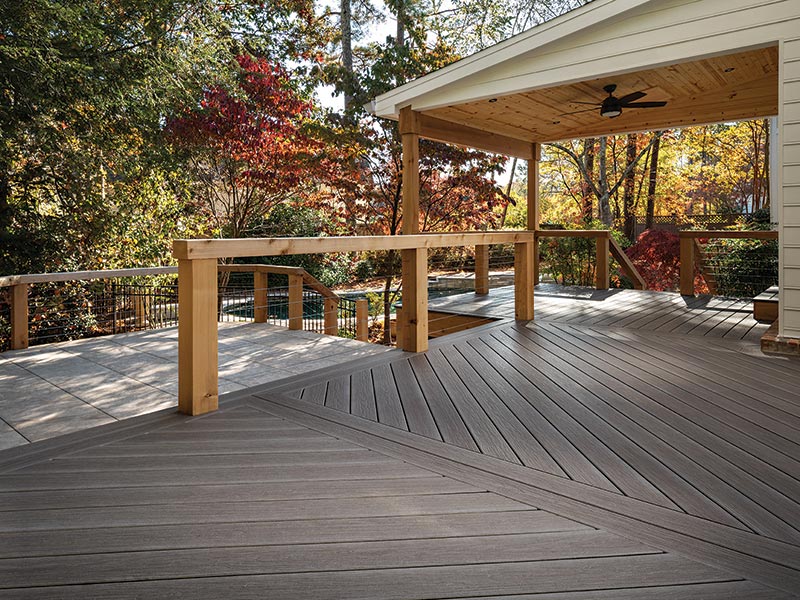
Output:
[
  {"xmin": 172, "ymin": 232, "xmax": 537, "ymax": 415},
  {"xmin": 679, "ymin": 230, "xmax": 778, "ymax": 296},
  {"xmin": 1, "ymin": 264, "xmax": 354, "ymax": 352}
]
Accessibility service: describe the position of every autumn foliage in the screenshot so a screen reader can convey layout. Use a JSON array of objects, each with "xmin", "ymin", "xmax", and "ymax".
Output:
[{"xmin": 625, "ymin": 229, "xmax": 707, "ymax": 292}]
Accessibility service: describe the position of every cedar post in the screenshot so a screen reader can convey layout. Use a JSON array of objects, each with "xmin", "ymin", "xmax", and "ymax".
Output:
[
  {"xmin": 356, "ymin": 298, "xmax": 369, "ymax": 341},
  {"xmin": 595, "ymin": 235, "xmax": 610, "ymax": 290},
  {"xmin": 680, "ymin": 235, "xmax": 695, "ymax": 296},
  {"xmin": 178, "ymin": 258, "xmax": 218, "ymax": 416},
  {"xmin": 514, "ymin": 241, "xmax": 534, "ymax": 320},
  {"xmin": 324, "ymin": 297, "xmax": 339, "ymax": 335},
  {"xmin": 399, "ymin": 108, "xmax": 420, "ymax": 236},
  {"xmin": 400, "ymin": 247, "xmax": 428, "ymax": 352},
  {"xmin": 288, "ymin": 273, "xmax": 303, "ymax": 330},
  {"xmin": 253, "ymin": 270, "xmax": 268, "ymax": 323},
  {"xmin": 10, "ymin": 283, "xmax": 29, "ymax": 350},
  {"xmin": 475, "ymin": 244, "xmax": 489, "ymax": 295}
]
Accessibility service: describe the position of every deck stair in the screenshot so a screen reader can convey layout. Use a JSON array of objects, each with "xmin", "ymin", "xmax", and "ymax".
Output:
[{"xmin": 753, "ymin": 286, "xmax": 779, "ymax": 322}]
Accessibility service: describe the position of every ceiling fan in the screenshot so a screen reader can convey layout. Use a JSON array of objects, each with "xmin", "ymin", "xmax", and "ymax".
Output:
[{"xmin": 565, "ymin": 84, "xmax": 667, "ymax": 118}]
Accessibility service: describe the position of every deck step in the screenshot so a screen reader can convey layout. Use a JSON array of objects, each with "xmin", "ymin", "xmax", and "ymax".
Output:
[{"xmin": 753, "ymin": 285, "xmax": 779, "ymax": 322}]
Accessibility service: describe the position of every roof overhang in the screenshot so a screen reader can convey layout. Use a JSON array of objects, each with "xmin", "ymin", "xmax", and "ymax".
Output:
[{"xmin": 373, "ymin": 0, "xmax": 795, "ymax": 145}]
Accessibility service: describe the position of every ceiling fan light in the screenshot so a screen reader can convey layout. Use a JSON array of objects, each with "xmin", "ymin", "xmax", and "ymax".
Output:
[{"xmin": 600, "ymin": 107, "xmax": 622, "ymax": 118}]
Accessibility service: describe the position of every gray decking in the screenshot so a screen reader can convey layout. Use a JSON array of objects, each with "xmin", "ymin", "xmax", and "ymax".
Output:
[{"xmin": 0, "ymin": 285, "xmax": 797, "ymax": 597}]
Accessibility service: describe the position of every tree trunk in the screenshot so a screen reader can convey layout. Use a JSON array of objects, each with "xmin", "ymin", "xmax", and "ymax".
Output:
[
  {"xmin": 597, "ymin": 137, "xmax": 612, "ymax": 227},
  {"xmin": 340, "ymin": 0, "xmax": 353, "ymax": 112},
  {"xmin": 582, "ymin": 138, "xmax": 595, "ymax": 223},
  {"xmin": 623, "ymin": 133, "xmax": 638, "ymax": 242},
  {"xmin": 396, "ymin": 2, "xmax": 405, "ymax": 47},
  {"xmin": 646, "ymin": 132, "xmax": 661, "ymax": 230}
]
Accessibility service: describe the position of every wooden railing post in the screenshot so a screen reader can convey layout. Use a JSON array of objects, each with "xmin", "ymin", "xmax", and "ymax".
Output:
[
  {"xmin": 288, "ymin": 273, "xmax": 303, "ymax": 330},
  {"xmin": 595, "ymin": 235, "xmax": 610, "ymax": 290},
  {"xmin": 680, "ymin": 234, "xmax": 695, "ymax": 296},
  {"xmin": 10, "ymin": 283, "xmax": 29, "ymax": 350},
  {"xmin": 475, "ymin": 244, "xmax": 489, "ymax": 295},
  {"xmin": 400, "ymin": 247, "xmax": 428, "ymax": 352},
  {"xmin": 356, "ymin": 298, "xmax": 369, "ymax": 341},
  {"xmin": 253, "ymin": 271, "xmax": 268, "ymax": 323},
  {"xmin": 514, "ymin": 241, "xmax": 534, "ymax": 320},
  {"xmin": 178, "ymin": 258, "xmax": 218, "ymax": 416},
  {"xmin": 324, "ymin": 297, "xmax": 339, "ymax": 335},
  {"xmin": 134, "ymin": 291, "xmax": 148, "ymax": 330}
]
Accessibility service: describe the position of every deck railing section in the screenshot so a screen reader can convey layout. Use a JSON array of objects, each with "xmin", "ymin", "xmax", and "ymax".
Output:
[
  {"xmin": 535, "ymin": 230, "xmax": 647, "ymax": 290},
  {"xmin": 0, "ymin": 264, "xmax": 368, "ymax": 352},
  {"xmin": 679, "ymin": 231, "xmax": 779, "ymax": 297},
  {"xmin": 172, "ymin": 231, "xmax": 536, "ymax": 415}
]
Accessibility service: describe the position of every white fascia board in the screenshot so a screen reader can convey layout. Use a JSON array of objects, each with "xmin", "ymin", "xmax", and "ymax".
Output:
[{"xmin": 373, "ymin": 0, "xmax": 654, "ymax": 118}]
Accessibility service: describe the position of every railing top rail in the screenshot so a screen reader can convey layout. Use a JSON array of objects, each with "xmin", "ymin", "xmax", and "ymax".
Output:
[
  {"xmin": 535, "ymin": 229, "xmax": 611, "ymax": 239},
  {"xmin": 679, "ymin": 230, "xmax": 778, "ymax": 240},
  {"xmin": 172, "ymin": 231, "xmax": 536, "ymax": 261},
  {"xmin": 0, "ymin": 266, "xmax": 179, "ymax": 288}
]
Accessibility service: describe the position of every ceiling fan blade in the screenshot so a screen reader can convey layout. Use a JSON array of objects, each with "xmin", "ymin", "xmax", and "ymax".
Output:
[
  {"xmin": 623, "ymin": 101, "xmax": 668, "ymax": 108},
  {"xmin": 616, "ymin": 91, "xmax": 647, "ymax": 104}
]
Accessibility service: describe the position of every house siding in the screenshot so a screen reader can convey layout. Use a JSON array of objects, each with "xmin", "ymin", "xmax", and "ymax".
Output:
[{"xmin": 781, "ymin": 37, "xmax": 800, "ymax": 337}]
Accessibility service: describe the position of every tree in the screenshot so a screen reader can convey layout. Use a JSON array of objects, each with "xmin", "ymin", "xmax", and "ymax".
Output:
[{"xmin": 167, "ymin": 55, "xmax": 345, "ymax": 240}]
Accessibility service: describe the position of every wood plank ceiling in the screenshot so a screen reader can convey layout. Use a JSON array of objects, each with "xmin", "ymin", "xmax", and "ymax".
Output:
[{"xmin": 425, "ymin": 46, "xmax": 779, "ymax": 143}]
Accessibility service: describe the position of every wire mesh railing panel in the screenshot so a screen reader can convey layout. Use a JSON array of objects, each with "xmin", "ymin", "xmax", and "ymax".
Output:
[{"xmin": 700, "ymin": 238, "xmax": 778, "ymax": 299}]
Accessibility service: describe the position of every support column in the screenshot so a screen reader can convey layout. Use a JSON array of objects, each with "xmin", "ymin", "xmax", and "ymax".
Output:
[
  {"xmin": 595, "ymin": 235, "xmax": 610, "ymax": 290},
  {"xmin": 253, "ymin": 271, "xmax": 268, "ymax": 323},
  {"xmin": 10, "ymin": 283, "xmax": 29, "ymax": 350},
  {"xmin": 475, "ymin": 244, "xmax": 489, "ymax": 295},
  {"xmin": 288, "ymin": 273, "xmax": 303, "ymax": 331},
  {"xmin": 356, "ymin": 298, "xmax": 369, "ymax": 342},
  {"xmin": 399, "ymin": 107, "xmax": 420, "ymax": 235},
  {"xmin": 679, "ymin": 235, "xmax": 695, "ymax": 296},
  {"xmin": 514, "ymin": 241, "xmax": 534, "ymax": 320},
  {"xmin": 178, "ymin": 258, "xmax": 218, "ymax": 416},
  {"xmin": 401, "ymin": 247, "xmax": 428, "ymax": 352},
  {"xmin": 324, "ymin": 297, "xmax": 339, "ymax": 335},
  {"xmin": 528, "ymin": 143, "xmax": 541, "ymax": 288}
]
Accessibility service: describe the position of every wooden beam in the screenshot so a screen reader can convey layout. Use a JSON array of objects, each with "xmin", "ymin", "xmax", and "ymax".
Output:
[
  {"xmin": 288, "ymin": 273, "xmax": 303, "ymax": 331},
  {"xmin": 173, "ymin": 231, "xmax": 535, "ymax": 261},
  {"xmin": 400, "ymin": 247, "xmax": 428, "ymax": 352},
  {"xmin": 400, "ymin": 107, "xmax": 420, "ymax": 235},
  {"xmin": 609, "ymin": 238, "xmax": 647, "ymax": 290},
  {"xmin": 680, "ymin": 236, "xmax": 695, "ymax": 296},
  {"xmin": 536, "ymin": 230, "xmax": 611, "ymax": 239},
  {"xmin": 514, "ymin": 241, "xmax": 534, "ymax": 320},
  {"xmin": 324, "ymin": 297, "xmax": 339, "ymax": 335},
  {"xmin": 177, "ymin": 258, "xmax": 218, "ymax": 416},
  {"xmin": 0, "ymin": 267, "xmax": 177, "ymax": 287},
  {"xmin": 474, "ymin": 244, "xmax": 489, "ymax": 295},
  {"xmin": 253, "ymin": 271, "xmax": 268, "ymax": 323},
  {"xmin": 402, "ymin": 111, "xmax": 535, "ymax": 160},
  {"xmin": 10, "ymin": 284, "xmax": 29, "ymax": 350},
  {"xmin": 595, "ymin": 236, "xmax": 610, "ymax": 290},
  {"xmin": 356, "ymin": 298, "xmax": 369, "ymax": 342}
]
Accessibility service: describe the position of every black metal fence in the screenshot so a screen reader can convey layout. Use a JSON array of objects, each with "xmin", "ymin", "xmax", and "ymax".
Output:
[{"xmin": 0, "ymin": 278, "xmax": 362, "ymax": 352}]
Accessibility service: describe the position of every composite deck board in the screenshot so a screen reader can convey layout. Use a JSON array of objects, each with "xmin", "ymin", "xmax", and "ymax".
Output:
[
  {"xmin": 324, "ymin": 375, "xmax": 350, "ymax": 413},
  {"xmin": 390, "ymin": 360, "xmax": 442, "ymax": 440},
  {"xmin": 0, "ymin": 554, "xmax": 749, "ymax": 600},
  {"xmin": 71, "ymin": 436, "xmax": 363, "ymax": 456},
  {"xmin": 1, "ymin": 530, "xmax": 658, "ymax": 588},
  {"xmin": 349, "ymin": 368, "xmax": 377, "ymax": 420},
  {"xmin": 546, "ymin": 324, "xmax": 800, "ymax": 490},
  {"xmin": 511, "ymin": 325, "xmax": 800, "ymax": 541},
  {"xmin": 371, "ymin": 363, "xmax": 408, "ymax": 431},
  {"xmin": 0, "ymin": 477, "xmax": 477, "ymax": 512},
  {"xmin": 2, "ymin": 510, "xmax": 585, "ymax": 559}
]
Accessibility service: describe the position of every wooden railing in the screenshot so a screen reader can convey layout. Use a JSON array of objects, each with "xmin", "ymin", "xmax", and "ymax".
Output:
[
  {"xmin": 172, "ymin": 231, "xmax": 536, "ymax": 415},
  {"xmin": 679, "ymin": 230, "xmax": 779, "ymax": 296},
  {"xmin": 0, "ymin": 264, "xmax": 368, "ymax": 351},
  {"xmin": 534, "ymin": 230, "xmax": 647, "ymax": 290}
]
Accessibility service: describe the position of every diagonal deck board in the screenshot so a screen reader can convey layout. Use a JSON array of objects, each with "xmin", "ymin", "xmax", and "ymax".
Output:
[{"xmin": 5, "ymin": 404, "xmax": 783, "ymax": 598}]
